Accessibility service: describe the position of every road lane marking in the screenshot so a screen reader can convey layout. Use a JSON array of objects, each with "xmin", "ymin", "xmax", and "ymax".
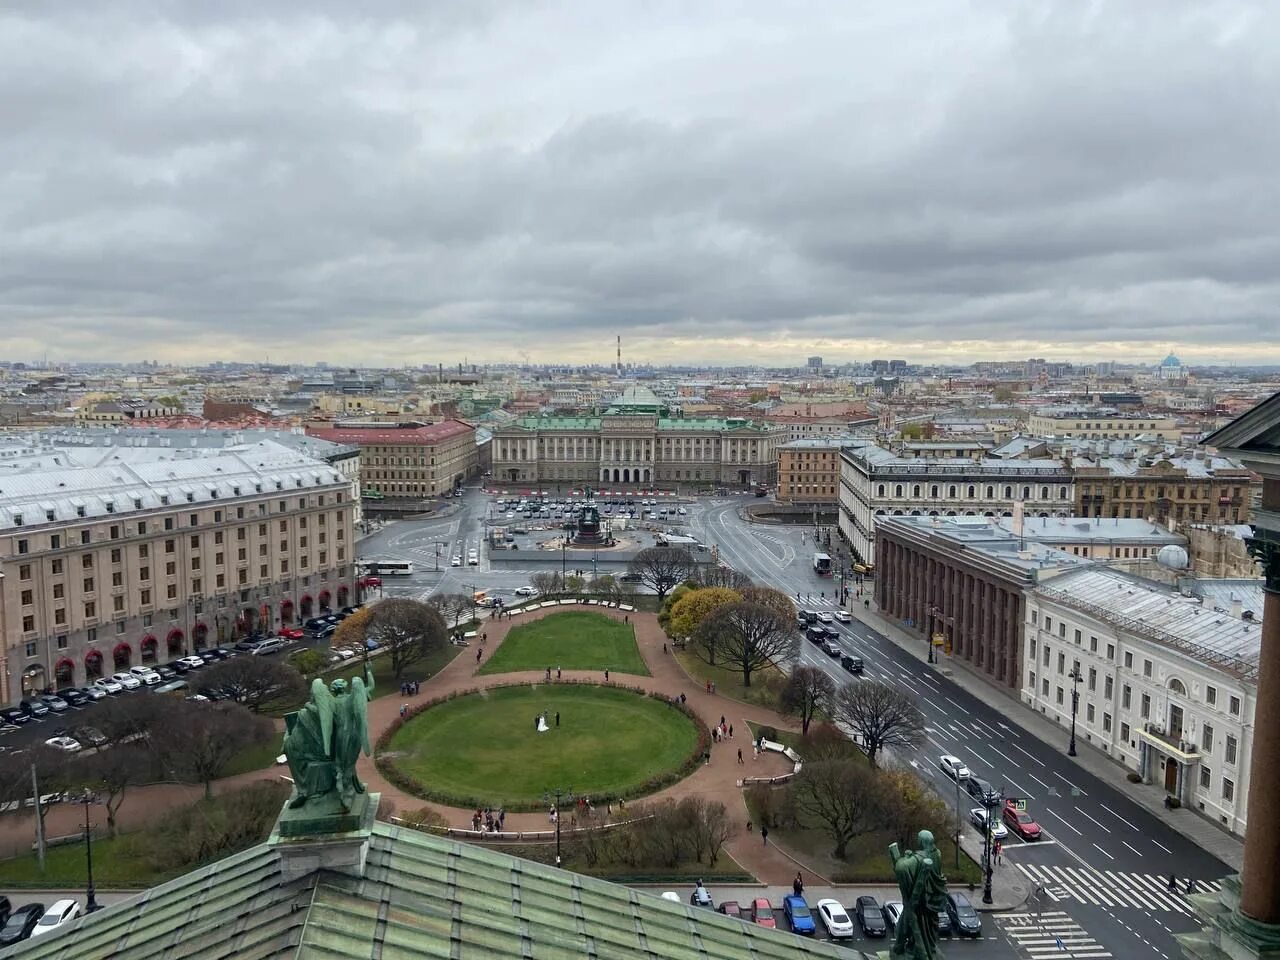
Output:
[
  {"xmin": 1123, "ymin": 840, "xmax": 1143, "ymax": 857},
  {"xmin": 1043, "ymin": 808, "xmax": 1082, "ymax": 835},
  {"xmin": 1029, "ymin": 773, "xmax": 1054, "ymax": 791},
  {"xmin": 1092, "ymin": 842, "xmax": 1115, "ymax": 861},
  {"xmin": 1100, "ymin": 804, "xmax": 1139, "ymax": 831},
  {"xmin": 1055, "ymin": 772, "xmax": 1087, "ymax": 795},
  {"xmin": 1076, "ymin": 807, "xmax": 1112, "ymax": 833},
  {"xmin": 1011, "ymin": 742, "xmax": 1045, "ymax": 766}
]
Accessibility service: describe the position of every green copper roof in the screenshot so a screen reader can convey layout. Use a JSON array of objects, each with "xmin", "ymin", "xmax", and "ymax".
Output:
[
  {"xmin": 13, "ymin": 821, "xmax": 857, "ymax": 959},
  {"xmin": 514, "ymin": 416, "xmax": 603, "ymax": 430}
]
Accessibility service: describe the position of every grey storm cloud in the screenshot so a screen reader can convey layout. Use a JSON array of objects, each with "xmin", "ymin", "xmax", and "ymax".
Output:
[{"xmin": 1, "ymin": 0, "xmax": 1278, "ymax": 365}]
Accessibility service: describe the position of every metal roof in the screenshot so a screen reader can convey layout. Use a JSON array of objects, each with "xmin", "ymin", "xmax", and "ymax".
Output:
[{"xmin": 10, "ymin": 821, "xmax": 857, "ymax": 959}]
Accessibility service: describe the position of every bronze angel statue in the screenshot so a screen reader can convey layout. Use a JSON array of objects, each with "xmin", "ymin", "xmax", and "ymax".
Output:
[{"xmin": 282, "ymin": 663, "xmax": 375, "ymax": 812}]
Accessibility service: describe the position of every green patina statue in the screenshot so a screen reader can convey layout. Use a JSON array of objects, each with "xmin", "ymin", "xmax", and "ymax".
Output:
[
  {"xmin": 282, "ymin": 664, "xmax": 375, "ymax": 812},
  {"xmin": 889, "ymin": 830, "xmax": 949, "ymax": 960}
]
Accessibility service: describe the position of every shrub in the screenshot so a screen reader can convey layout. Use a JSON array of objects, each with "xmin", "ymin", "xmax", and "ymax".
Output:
[
  {"xmin": 757, "ymin": 725, "xmax": 778, "ymax": 743},
  {"xmin": 1126, "ymin": 772, "xmax": 1142, "ymax": 784}
]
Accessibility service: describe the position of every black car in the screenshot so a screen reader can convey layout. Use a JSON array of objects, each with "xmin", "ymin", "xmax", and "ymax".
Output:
[
  {"xmin": 822, "ymin": 640, "xmax": 842, "ymax": 657},
  {"xmin": 1, "ymin": 707, "xmax": 30, "ymax": 726},
  {"xmin": 806, "ymin": 626, "xmax": 827, "ymax": 644},
  {"xmin": 799, "ymin": 610, "xmax": 819, "ymax": 623},
  {"xmin": 966, "ymin": 776, "xmax": 1000, "ymax": 805},
  {"xmin": 206, "ymin": 647, "xmax": 234, "ymax": 661},
  {"xmin": 841, "ymin": 655, "xmax": 864, "ymax": 674},
  {"xmin": 854, "ymin": 896, "xmax": 886, "ymax": 938},
  {"xmin": 56, "ymin": 687, "xmax": 90, "ymax": 707},
  {"xmin": 945, "ymin": 892, "xmax": 982, "ymax": 937},
  {"xmin": 19, "ymin": 698, "xmax": 49, "ymax": 719},
  {"xmin": 153, "ymin": 665, "xmax": 178, "ymax": 682},
  {"xmin": 0, "ymin": 901, "xmax": 44, "ymax": 947},
  {"xmin": 166, "ymin": 659, "xmax": 191, "ymax": 675}
]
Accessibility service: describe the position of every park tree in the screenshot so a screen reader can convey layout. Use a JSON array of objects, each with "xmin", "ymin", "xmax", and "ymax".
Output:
[
  {"xmin": 198, "ymin": 656, "xmax": 308, "ymax": 714},
  {"xmin": 668, "ymin": 587, "xmax": 742, "ymax": 653},
  {"xmin": 739, "ymin": 585, "xmax": 795, "ymax": 620},
  {"xmin": 829, "ymin": 680, "xmax": 925, "ymax": 768},
  {"xmin": 365, "ymin": 598, "xmax": 447, "ymax": 681},
  {"xmin": 288, "ymin": 647, "xmax": 329, "ymax": 677},
  {"xmin": 332, "ymin": 607, "xmax": 374, "ymax": 650},
  {"xmin": 779, "ymin": 666, "xmax": 836, "ymax": 736},
  {"xmin": 529, "ymin": 572, "xmax": 563, "ymax": 599},
  {"xmin": 627, "ymin": 547, "xmax": 696, "ymax": 600},
  {"xmin": 703, "ymin": 601, "xmax": 796, "ymax": 688},
  {"xmin": 692, "ymin": 565, "xmax": 753, "ymax": 591},
  {"xmin": 430, "ymin": 592, "xmax": 476, "ymax": 631},
  {"xmin": 788, "ymin": 758, "xmax": 893, "ymax": 859},
  {"xmin": 563, "ymin": 573, "xmax": 585, "ymax": 595},
  {"xmin": 72, "ymin": 746, "xmax": 152, "ymax": 838},
  {"xmin": 157, "ymin": 700, "xmax": 274, "ymax": 799},
  {"xmin": 587, "ymin": 574, "xmax": 618, "ymax": 597}
]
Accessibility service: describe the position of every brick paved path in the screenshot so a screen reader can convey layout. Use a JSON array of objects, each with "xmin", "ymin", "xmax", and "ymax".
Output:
[{"xmin": 0, "ymin": 607, "xmax": 821, "ymax": 884}]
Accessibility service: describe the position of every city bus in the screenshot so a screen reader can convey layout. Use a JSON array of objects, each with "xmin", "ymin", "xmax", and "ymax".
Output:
[
  {"xmin": 812, "ymin": 553, "xmax": 833, "ymax": 576},
  {"xmin": 357, "ymin": 559, "xmax": 415, "ymax": 577}
]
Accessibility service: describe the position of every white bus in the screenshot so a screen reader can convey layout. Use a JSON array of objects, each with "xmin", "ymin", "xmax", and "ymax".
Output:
[{"xmin": 357, "ymin": 559, "xmax": 415, "ymax": 576}]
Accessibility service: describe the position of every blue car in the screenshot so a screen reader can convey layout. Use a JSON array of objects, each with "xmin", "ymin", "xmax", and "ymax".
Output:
[{"xmin": 782, "ymin": 895, "xmax": 816, "ymax": 935}]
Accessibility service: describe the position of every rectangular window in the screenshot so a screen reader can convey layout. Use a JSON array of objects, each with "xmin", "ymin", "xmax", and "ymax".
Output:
[
  {"xmin": 190, "ymin": 535, "xmax": 199, "ymax": 548},
  {"xmin": 17, "ymin": 538, "xmax": 28, "ymax": 554},
  {"xmin": 19, "ymin": 563, "xmax": 31, "ymax": 580},
  {"xmin": 1102, "ymin": 712, "xmax": 1112, "ymax": 733},
  {"xmin": 1056, "ymin": 686, "xmax": 1064, "ymax": 705},
  {"xmin": 1206, "ymin": 686, "xmax": 1217, "ymax": 707},
  {"xmin": 1088, "ymin": 667, "xmax": 1096, "ymax": 691},
  {"xmin": 113, "ymin": 596, "xmax": 125, "ymax": 612},
  {"xmin": 1057, "ymin": 652, "xmax": 1066, "ymax": 674},
  {"xmin": 1200, "ymin": 767, "xmax": 1211, "ymax": 789},
  {"xmin": 111, "ymin": 548, "xmax": 121, "ymax": 563},
  {"xmin": 140, "ymin": 566, "xmax": 150, "ymax": 581},
  {"xmin": 20, "ymin": 589, "xmax": 32, "ymax": 605},
  {"xmin": 1074, "ymin": 629, "xmax": 1082, "ymax": 645},
  {"xmin": 112, "ymin": 571, "xmax": 123, "ymax": 587},
  {"xmin": 165, "ymin": 539, "xmax": 175, "ymax": 554},
  {"xmin": 1106, "ymin": 643, "xmax": 1115, "ymax": 661},
  {"xmin": 1226, "ymin": 735, "xmax": 1238, "ymax": 765},
  {"xmin": 1202, "ymin": 724, "xmax": 1214, "ymax": 752},
  {"xmin": 83, "ymin": 577, "xmax": 94, "ymax": 592},
  {"xmin": 1143, "ymin": 659, "xmax": 1152, "ymax": 678},
  {"xmin": 1230, "ymin": 696, "xmax": 1241, "ymax": 717},
  {"xmin": 51, "ymin": 558, "xmax": 63, "ymax": 574},
  {"xmin": 166, "ymin": 584, "xmax": 177, "ymax": 599},
  {"xmin": 1086, "ymin": 703, "xmax": 1095, "ymax": 723},
  {"xmin": 1045, "ymin": 616, "xmax": 1052, "ymax": 632},
  {"xmin": 50, "ymin": 533, "xmax": 62, "ymax": 549},
  {"xmin": 52, "ymin": 583, "xmax": 64, "ymax": 599},
  {"xmin": 140, "ymin": 589, "xmax": 151, "ymax": 605},
  {"xmin": 1140, "ymin": 693, "xmax": 1150, "ymax": 719},
  {"xmin": 1223, "ymin": 778, "xmax": 1235, "ymax": 802},
  {"xmin": 1120, "ymin": 721, "xmax": 1130, "ymax": 742},
  {"xmin": 1104, "ymin": 676, "xmax": 1113, "ymax": 698},
  {"xmin": 1124, "ymin": 651, "xmax": 1133, "ymax": 669}
]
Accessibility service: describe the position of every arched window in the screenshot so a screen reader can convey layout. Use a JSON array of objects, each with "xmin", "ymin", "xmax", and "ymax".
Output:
[
  {"xmin": 894, "ymin": 484, "xmax": 903, "ymax": 497},
  {"xmin": 986, "ymin": 485, "xmax": 994, "ymax": 498},
  {"xmin": 1041, "ymin": 486, "xmax": 1049, "ymax": 499},
  {"xmin": 913, "ymin": 485, "xmax": 921, "ymax": 497},
  {"xmin": 1060, "ymin": 487, "xmax": 1069, "ymax": 500},
  {"xmin": 1022, "ymin": 486, "xmax": 1031, "ymax": 500},
  {"xmin": 877, "ymin": 484, "xmax": 886, "ymax": 497},
  {"xmin": 948, "ymin": 485, "xmax": 957, "ymax": 498},
  {"xmin": 967, "ymin": 485, "xmax": 976, "ymax": 498},
  {"xmin": 1004, "ymin": 485, "xmax": 1013, "ymax": 499},
  {"xmin": 931, "ymin": 485, "xmax": 939, "ymax": 498},
  {"xmin": 1169, "ymin": 678, "xmax": 1187, "ymax": 696}
]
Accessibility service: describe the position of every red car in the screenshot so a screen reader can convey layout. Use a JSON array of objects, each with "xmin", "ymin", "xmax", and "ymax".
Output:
[
  {"xmin": 277, "ymin": 626, "xmax": 304, "ymax": 640},
  {"xmin": 361, "ymin": 576, "xmax": 382, "ymax": 588},
  {"xmin": 751, "ymin": 898, "xmax": 776, "ymax": 928},
  {"xmin": 1003, "ymin": 803, "xmax": 1042, "ymax": 841}
]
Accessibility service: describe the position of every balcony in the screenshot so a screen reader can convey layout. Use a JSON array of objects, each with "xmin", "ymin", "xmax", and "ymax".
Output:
[{"xmin": 1137, "ymin": 724, "xmax": 1199, "ymax": 762}]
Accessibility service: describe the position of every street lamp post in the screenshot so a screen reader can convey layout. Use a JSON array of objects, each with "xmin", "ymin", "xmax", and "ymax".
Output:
[
  {"xmin": 543, "ymin": 787, "xmax": 574, "ymax": 868},
  {"xmin": 954, "ymin": 775, "xmax": 962, "ymax": 870},
  {"xmin": 81, "ymin": 791, "xmax": 100, "ymax": 913},
  {"xmin": 981, "ymin": 790, "xmax": 1003, "ymax": 905},
  {"xmin": 1068, "ymin": 666, "xmax": 1082, "ymax": 757}
]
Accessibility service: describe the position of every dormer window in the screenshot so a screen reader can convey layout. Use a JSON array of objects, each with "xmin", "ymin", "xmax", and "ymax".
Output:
[
  {"xmin": 105, "ymin": 502, "xmax": 115, "ymax": 513},
  {"xmin": 13, "ymin": 513, "xmax": 23, "ymax": 526},
  {"xmin": 134, "ymin": 499, "xmax": 142, "ymax": 509},
  {"xmin": 46, "ymin": 510, "xmax": 55, "ymax": 521}
]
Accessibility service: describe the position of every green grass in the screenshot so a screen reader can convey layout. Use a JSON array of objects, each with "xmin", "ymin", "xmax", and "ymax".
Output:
[
  {"xmin": 479, "ymin": 612, "xmax": 648, "ymax": 676},
  {"xmin": 267, "ymin": 642, "xmax": 465, "ymax": 716},
  {"xmin": 674, "ymin": 649, "xmax": 783, "ymax": 709},
  {"xmin": 221, "ymin": 737, "xmax": 284, "ymax": 777},
  {"xmin": 385, "ymin": 685, "xmax": 697, "ymax": 807},
  {"xmin": 0, "ymin": 833, "xmax": 187, "ymax": 888}
]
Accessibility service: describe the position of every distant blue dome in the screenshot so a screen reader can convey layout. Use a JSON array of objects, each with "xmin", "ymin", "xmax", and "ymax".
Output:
[{"xmin": 1160, "ymin": 353, "xmax": 1182, "ymax": 367}]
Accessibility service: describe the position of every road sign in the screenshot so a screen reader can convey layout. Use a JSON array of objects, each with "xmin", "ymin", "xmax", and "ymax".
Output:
[
  {"xmin": 1014, "ymin": 798, "xmax": 1027, "ymax": 811},
  {"xmin": 932, "ymin": 632, "xmax": 946, "ymax": 646}
]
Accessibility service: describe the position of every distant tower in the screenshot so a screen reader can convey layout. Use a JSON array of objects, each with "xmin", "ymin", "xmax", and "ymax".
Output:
[{"xmin": 616, "ymin": 335, "xmax": 622, "ymax": 376}]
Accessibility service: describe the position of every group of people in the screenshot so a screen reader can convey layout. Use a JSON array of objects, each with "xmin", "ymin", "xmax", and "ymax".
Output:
[
  {"xmin": 399, "ymin": 680, "xmax": 423, "ymax": 697},
  {"xmin": 473, "ymin": 807, "xmax": 505, "ymax": 833},
  {"xmin": 711, "ymin": 716, "xmax": 734, "ymax": 743},
  {"xmin": 703, "ymin": 679, "xmax": 717, "ymax": 694}
]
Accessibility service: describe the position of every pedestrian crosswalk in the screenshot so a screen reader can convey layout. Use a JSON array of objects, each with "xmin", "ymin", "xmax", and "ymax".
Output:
[
  {"xmin": 999, "ymin": 911, "xmax": 1111, "ymax": 959},
  {"xmin": 1016, "ymin": 863, "xmax": 1220, "ymax": 913}
]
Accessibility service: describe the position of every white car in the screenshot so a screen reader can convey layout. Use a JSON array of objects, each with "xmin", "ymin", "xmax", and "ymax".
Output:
[
  {"xmin": 450, "ymin": 555, "xmax": 462, "ymax": 567},
  {"xmin": 817, "ymin": 611, "xmax": 834, "ymax": 623},
  {"xmin": 45, "ymin": 735, "xmax": 82, "ymax": 753},
  {"xmin": 882, "ymin": 901, "xmax": 903, "ymax": 937},
  {"xmin": 514, "ymin": 586, "xmax": 538, "ymax": 596},
  {"xmin": 678, "ymin": 507, "xmax": 687, "ymax": 515},
  {"xmin": 30, "ymin": 898, "xmax": 82, "ymax": 938},
  {"xmin": 333, "ymin": 647, "xmax": 357, "ymax": 661},
  {"xmin": 834, "ymin": 610, "xmax": 852, "ymax": 623},
  {"xmin": 79, "ymin": 685, "xmax": 107, "ymax": 701},
  {"xmin": 816, "ymin": 899, "xmax": 855, "ymax": 939},
  {"xmin": 111, "ymin": 672, "xmax": 142, "ymax": 690},
  {"xmin": 94, "ymin": 677, "xmax": 124, "ymax": 694},
  {"xmin": 177, "ymin": 655, "xmax": 206, "ymax": 669},
  {"xmin": 130, "ymin": 666, "xmax": 161, "ymax": 686},
  {"xmin": 969, "ymin": 807, "xmax": 1008, "ymax": 840},
  {"xmin": 939, "ymin": 755, "xmax": 971, "ymax": 782},
  {"xmin": 467, "ymin": 553, "xmax": 479, "ymax": 566}
]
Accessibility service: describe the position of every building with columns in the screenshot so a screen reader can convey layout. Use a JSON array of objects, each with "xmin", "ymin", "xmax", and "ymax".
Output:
[
  {"xmin": 0, "ymin": 442, "xmax": 356, "ymax": 705},
  {"xmin": 874, "ymin": 515, "xmax": 1090, "ymax": 689}
]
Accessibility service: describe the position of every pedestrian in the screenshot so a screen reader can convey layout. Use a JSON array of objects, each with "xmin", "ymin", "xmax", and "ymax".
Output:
[
  {"xmin": 624, "ymin": 614, "xmax": 629, "ymax": 624},
  {"xmin": 499, "ymin": 808, "xmax": 505, "ymax": 829},
  {"xmin": 680, "ymin": 692, "xmax": 686, "ymax": 704},
  {"xmin": 1186, "ymin": 878, "xmax": 1196, "ymax": 894},
  {"xmin": 705, "ymin": 680, "xmax": 711, "ymax": 693},
  {"xmin": 752, "ymin": 743, "xmax": 758, "ymax": 760},
  {"xmin": 720, "ymin": 715, "xmax": 726, "ymax": 727},
  {"xmin": 729, "ymin": 724, "xmax": 734, "ymax": 738},
  {"xmin": 400, "ymin": 703, "xmax": 407, "ymax": 719},
  {"xmin": 737, "ymin": 748, "xmax": 743, "ymax": 764},
  {"xmin": 712, "ymin": 726, "xmax": 720, "ymax": 743},
  {"xmin": 1168, "ymin": 873, "xmax": 1178, "ymax": 892},
  {"xmin": 711, "ymin": 681, "xmax": 716, "ymax": 694},
  {"xmin": 546, "ymin": 666, "xmax": 551, "ymax": 681},
  {"xmin": 762, "ymin": 825, "xmax": 769, "ymax": 846},
  {"xmin": 662, "ymin": 642, "xmax": 667, "ymax": 654},
  {"xmin": 400, "ymin": 682, "xmax": 407, "ymax": 696},
  {"xmin": 476, "ymin": 648, "xmax": 482, "ymax": 663},
  {"xmin": 793, "ymin": 873, "xmax": 804, "ymax": 897},
  {"xmin": 865, "ymin": 598, "xmax": 870, "ymax": 609},
  {"xmin": 555, "ymin": 711, "xmax": 560, "ymax": 727},
  {"xmin": 482, "ymin": 632, "xmax": 488, "ymax": 644},
  {"xmin": 604, "ymin": 669, "xmax": 609, "ymax": 682},
  {"xmin": 704, "ymin": 751, "xmax": 710, "ymax": 766}
]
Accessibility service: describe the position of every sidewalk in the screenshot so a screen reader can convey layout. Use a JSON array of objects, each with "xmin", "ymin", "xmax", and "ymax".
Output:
[{"xmin": 849, "ymin": 599, "xmax": 1246, "ymax": 873}]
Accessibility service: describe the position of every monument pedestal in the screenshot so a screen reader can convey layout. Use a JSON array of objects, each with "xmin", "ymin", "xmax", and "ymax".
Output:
[{"xmin": 269, "ymin": 790, "xmax": 378, "ymax": 883}]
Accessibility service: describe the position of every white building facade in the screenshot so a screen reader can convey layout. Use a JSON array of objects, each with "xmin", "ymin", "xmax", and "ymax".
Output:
[{"xmin": 1022, "ymin": 567, "xmax": 1256, "ymax": 836}]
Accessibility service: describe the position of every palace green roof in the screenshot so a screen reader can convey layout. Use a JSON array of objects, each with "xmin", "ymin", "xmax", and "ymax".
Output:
[
  {"xmin": 13, "ymin": 821, "xmax": 857, "ymax": 959},
  {"xmin": 510, "ymin": 416, "xmax": 773, "ymax": 433}
]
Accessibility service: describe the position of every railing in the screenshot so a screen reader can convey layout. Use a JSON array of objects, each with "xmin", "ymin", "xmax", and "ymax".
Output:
[{"xmin": 738, "ymin": 738, "xmax": 804, "ymax": 787}]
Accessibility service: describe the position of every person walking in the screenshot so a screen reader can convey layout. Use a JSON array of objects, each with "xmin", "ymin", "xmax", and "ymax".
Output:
[
  {"xmin": 476, "ymin": 648, "xmax": 482, "ymax": 663},
  {"xmin": 1168, "ymin": 873, "xmax": 1178, "ymax": 892},
  {"xmin": 793, "ymin": 873, "xmax": 804, "ymax": 897},
  {"xmin": 545, "ymin": 666, "xmax": 551, "ymax": 681},
  {"xmin": 555, "ymin": 711, "xmax": 560, "ymax": 727},
  {"xmin": 557, "ymin": 666, "xmax": 562, "ymax": 679},
  {"xmin": 400, "ymin": 703, "xmax": 407, "ymax": 719},
  {"xmin": 761, "ymin": 825, "xmax": 769, "ymax": 846},
  {"xmin": 728, "ymin": 724, "xmax": 734, "ymax": 738},
  {"xmin": 737, "ymin": 747, "xmax": 743, "ymax": 764},
  {"xmin": 604, "ymin": 669, "xmax": 609, "ymax": 682}
]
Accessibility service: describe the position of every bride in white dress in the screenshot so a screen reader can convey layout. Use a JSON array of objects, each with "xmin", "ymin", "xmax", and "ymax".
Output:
[{"xmin": 536, "ymin": 712, "xmax": 549, "ymax": 733}]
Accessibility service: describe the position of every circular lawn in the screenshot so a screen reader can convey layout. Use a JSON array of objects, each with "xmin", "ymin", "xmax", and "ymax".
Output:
[{"xmin": 383, "ymin": 684, "xmax": 700, "ymax": 809}]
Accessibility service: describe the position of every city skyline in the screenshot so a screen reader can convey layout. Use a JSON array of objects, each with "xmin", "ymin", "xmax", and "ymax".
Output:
[{"xmin": 4, "ymin": 3, "xmax": 1279, "ymax": 365}]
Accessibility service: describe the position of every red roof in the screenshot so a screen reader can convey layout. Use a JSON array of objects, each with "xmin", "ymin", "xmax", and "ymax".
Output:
[{"xmin": 306, "ymin": 420, "xmax": 475, "ymax": 446}]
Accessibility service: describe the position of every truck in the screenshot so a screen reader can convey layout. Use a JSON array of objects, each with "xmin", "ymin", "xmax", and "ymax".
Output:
[{"xmin": 812, "ymin": 552, "xmax": 832, "ymax": 576}]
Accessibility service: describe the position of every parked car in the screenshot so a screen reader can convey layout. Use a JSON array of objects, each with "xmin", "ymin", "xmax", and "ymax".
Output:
[
  {"xmin": 450, "ymin": 555, "xmax": 462, "ymax": 566},
  {"xmin": 882, "ymin": 900, "xmax": 903, "ymax": 936},
  {"xmin": 234, "ymin": 639, "xmax": 266, "ymax": 653},
  {"xmin": 44, "ymin": 736, "xmax": 82, "ymax": 753},
  {"xmin": 716, "ymin": 901, "xmax": 741, "ymax": 919},
  {"xmin": 20, "ymin": 698, "xmax": 50, "ymax": 718},
  {"xmin": 690, "ymin": 883, "xmax": 714, "ymax": 909},
  {"xmin": 110, "ymin": 672, "xmax": 141, "ymax": 690},
  {"xmin": 56, "ymin": 688, "xmax": 89, "ymax": 707},
  {"xmin": 840, "ymin": 654, "xmax": 864, "ymax": 674},
  {"xmin": 38, "ymin": 694, "xmax": 70, "ymax": 713},
  {"xmin": 94, "ymin": 676, "xmax": 125, "ymax": 694},
  {"xmin": 278, "ymin": 626, "xmax": 305, "ymax": 640},
  {"xmin": 936, "ymin": 906, "xmax": 952, "ymax": 936},
  {"xmin": 152, "ymin": 665, "xmax": 178, "ymax": 682},
  {"xmin": 782, "ymin": 895, "xmax": 816, "ymax": 935},
  {"xmin": 0, "ymin": 707, "xmax": 31, "ymax": 726},
  {"xmin": 252, "ymin": 638, "xmax": 289, "ymax": 656},
  {"xmin": 834, "ymin": 609, "xmax": 851, "ymax": 623},
  {"xmin": 854, "ymin": 895, "xmax": 886, "ymax": 937},
  {"xmin": 815, "ymin": 899, "xmax": 854, "ymax": 939},
  {"xmin": 0, "ymin": 902, "xmax": 44, "ymax": 947},
  {"xmin": 129, "ymin": 666, "xmax": 161, "ymax": 686},
  {"xmin": 75, "ymin": 727, "xmax": 108, "ymax": 748},
  {"xmin": 969, "ymin": 807, "xmax": 1008, "ymax": 840},
  {"xmin": 945, "ymin": 892, "xmax": 982, "ymax": 937},
  {"xmin": 965, "ymin": 775, "xmax": 1000, "ymax": 805},
  {"xmin": 177, "ymin": 655, "xmax": 206, "ymax": 670},
  {"xmin": 29, "ymin": 899, "xmax": 82, "ymax": 938},
  {"xmin": 1003, "ymin": 803, "xmax": 1043, "ymax": 840},
  {"xmin": 939, "ymin": 755, "xmax": 971, "ymax": 782},
  {"xmin": 79, "ymin": 685, "xmax": 107, "ymax": 701},
  {"xmin": 749, "ymin": 897, "xmax": 776, "ymax": 928},
  {"xmin": 206, "ymin": 647, "xmax": 234, "ymax": 660}
]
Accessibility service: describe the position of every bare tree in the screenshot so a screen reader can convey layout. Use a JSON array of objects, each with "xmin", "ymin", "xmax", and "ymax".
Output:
[
  {"xmin": 671, "ymin": 587, "xmax": 742, "ymax": 662},
  {"xmin": 692, "ymin": 565, "xmax": 753, "ymax": 591},
  {"xmin": 365, "ymin": 598, "xmax": 447, "ymax": 681},
  {"xmin": 197, "ymin": 656, "xmax": 308, "ymax": 713},
  {"xmin": 529, "ymin": 572, "xmax": 562, "ymax": 599},
  {"xmin": 829, "ymin": 680, "xmax": 926, "ymax": 768},
  {"xmin": 587, "ymin": 574, "xmax": 618, "ymax": 597},
  {"xmin": 432, "ymin": 592, "xmax": 475, "ymax": 632},
  {"xmin": 703, "ymin": 601, "xmax": 797, "ymax": 688},
  {"xmin": 72, "ymin": 747, "xmax": 152, "ymax": 838},
  {"xmin": 157, "ymin": 701, "xmax": 274, "ymax": 799},
  {"xmin": 789, "ymin": 758, "xmax": 893, "ymax": 859},
  {"xmin": 627, "ymin": 547, "xmax": 696, "ymax": 599},
  {"xmin": 739, "ymin": 585, "xmax": 796, "ymax": 620},
  {"xmin": 779, "ymin": 666, "xmax": 836, "ymax": 736}
]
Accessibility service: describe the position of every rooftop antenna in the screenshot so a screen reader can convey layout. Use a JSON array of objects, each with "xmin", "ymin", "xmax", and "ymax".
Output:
[{"xmin": 616, "ymin": 335, "xmax": 622, "ymax": 376}]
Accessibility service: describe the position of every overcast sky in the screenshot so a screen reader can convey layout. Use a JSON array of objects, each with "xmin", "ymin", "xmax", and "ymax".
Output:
[{"xmin": 2, "ymin": 1, "xmax": 1278, "ymax": 368}]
